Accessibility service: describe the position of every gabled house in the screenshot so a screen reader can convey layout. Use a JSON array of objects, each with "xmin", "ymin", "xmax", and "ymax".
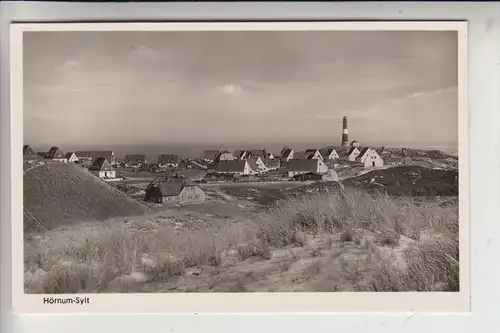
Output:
[
  {"xmin": 158, "ymin": 154, "xmax": 179, "ymax": 168},
  {"xmin": 215, "ymin": 150, "xmax": 235, "ymax": 162},
  {"xmin": 203, "ymin": 150, "xmax": 220, "ymax": 163},
  {"xmin": 125, "ymin": 154, "xmax": 147, "ymax": 167},
  {"xmin": 23, "ymin": 145, "xmax": 41, "ymax": 162},
  {"xmin": 145, "ymin": 178, "xmax": 206, "ymax": 205},
  {"xmin": 305, "ymin": 149, "xmax": 324, "ymax": 161},
  {"xmin": 214, "ymin": 160, "xmax": 258, "ymax": 176},
  {"xmin": 357, "ymin": 148, "xmax": 384, "ymax": 168},
  {"xmin": 256, "ymin": 156, "xmax": 267, "ymax": 170},
  {"xmin": 46, "ymin": 146, "xmax": 67, "ymax": 163},
  {"xmin": 286, "ymin": 159, "xmax": 328, "ymax": 178},
  {"xmin": 266, "ymin": 152, "xmax": 275, "ymax": 159},
  {"xmin": 75, "ymin": 150, "xmax": 116, "ymax": 167},
  {"xmin": 247, "ymin": 158, "xmax": 261, "ymax": 174},
  {"xmin": 65, "ymin": 152, "xmax": 79, "ymax": 163},
  {"xmin": 247, "ymin": 157, "xmax": 267, "ymax": 173},
  {"xmin": 319, "ymin": 148, "xmax": 339, "ymax": 161},
  {"xmin": 89, "ymin": 157, "xmax": 116, "ymax": 179},
  {"xmin": 346, "ymin": 147, "xmax": 361, "ymax": 161},
  {"xmin": 280, "ymin": 146, "xmax": 294, "ymax": 162}
]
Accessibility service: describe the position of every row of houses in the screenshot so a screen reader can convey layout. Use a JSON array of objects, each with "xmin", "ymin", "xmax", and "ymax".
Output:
[
  {"xmin": 119, "ymin": 154, "xmax": 181, "ymax": 168},
  {"xmin": 203, "ymin": 144, "xmax": 384, "ymax": 177},
  {"xmin": 279, "ymin": 145, "xmax": 384, "ymax": 168},
  {"xmin": 208, "ymin": 156, "xmax": 328, "ymax": 178},
  {"xmin": 202, "ymin": 149, "xmax": 274, "ymax": 163},
  {"xmin": 23, "ymin": 145, "xmax": 118, "ymax": 179},
  {"xmin": 24, "ymin": 145, "xmax": 116, "ymax": 166}
]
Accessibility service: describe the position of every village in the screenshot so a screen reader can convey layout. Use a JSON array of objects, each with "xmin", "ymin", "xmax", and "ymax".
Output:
[{"xmin": 23, "ymin": 116, "xmax": 459, "ymax": 207}]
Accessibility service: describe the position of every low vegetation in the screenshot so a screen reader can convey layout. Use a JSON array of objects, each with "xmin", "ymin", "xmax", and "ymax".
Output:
[
  {"xmin": 24, "ymin": 186, "xmax": 459, "ymax": 293},
  {"xmin": 343, "ymin": 165, "xmax": 458, "ymax": 197}
]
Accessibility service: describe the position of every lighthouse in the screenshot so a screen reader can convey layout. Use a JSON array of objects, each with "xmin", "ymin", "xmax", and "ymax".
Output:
[{"xmin": 341, "ymin": 116, "xmax": 349, "ymax": 147}]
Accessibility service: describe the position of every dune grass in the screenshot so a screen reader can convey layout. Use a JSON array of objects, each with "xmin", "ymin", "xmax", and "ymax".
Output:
[
  {"xmin": 24, "ymin": 187, "xmax": 459, "ymax": 293},
  {"xmin": 23, "ymin": 163, "xmax": 152, "ymax": 232}
]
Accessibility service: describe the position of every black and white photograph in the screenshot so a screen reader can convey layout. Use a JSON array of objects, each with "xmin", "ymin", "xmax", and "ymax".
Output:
[{"xmin": 19, "ymin": 23, "xmax": 465, "ymax": 297}]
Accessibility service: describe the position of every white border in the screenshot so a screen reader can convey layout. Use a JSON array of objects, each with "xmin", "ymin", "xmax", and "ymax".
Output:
[
  {"xmin": 1, "ymin": 1, "xmax": 499, "ymax": 333},
  {"xmin": 10, "ymin": 20, "xmax": 470, "ymax": 314}
]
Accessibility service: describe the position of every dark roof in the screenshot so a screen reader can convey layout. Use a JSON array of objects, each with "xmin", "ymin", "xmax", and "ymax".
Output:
[
  {"xmin": 305, "ymin": 149, "xmax": 319, "ymax": 154},
  {"xmin": 65, "ymin": 152, "xmax": 75, "ymax": 159},
  {"xmin": 246, "ymin": 158, "xmax": 259, "ymax": 172},
  {"xmin": 37, "ymin": 152, "xmax": 48, "ymax": 158},
  {"xmin": 158, "ymin": 154, "xmax": 179, "ymax": 164},
  {"xmin": 347, "ymin": 147, "xmax": 359, "ymax": 156},
  {"xmin": 358, "ymin": 147, "xmax": 370, "ymax": 158},
  {"xmin": 125, "ymin": 154, "xmax": 146, "ymax": 162},
  {"xmin": 293, "ymin": 151, "xmax": 313, "ymax": 160},
  {"xmin": 23, "ymin": 145, "xmax": 36, "ymax": 155},
  {"xmin": 287, "ymin": 159, "xmax": 319, "ymax": 172},
  {"xmin": 280, "ymin": 146, "xmax": 293, "ymax": 158},
  {"xmin": 46, "ymin": 146, "xmax": 65, "ymax": 159},
  {"xmin": 149, "ymin": 179, "xmax": 201, "ymax": 197},
  {"xmin": 215, "ymin": 160, "xmax": 247, "ymax": 172},
  {"xmin": 23, "ymin": 145, "xmax": 41, "ymax": 161},
  {"xmin": 89, "ymin": 157, "xmax": 113, "ymax": 171}
]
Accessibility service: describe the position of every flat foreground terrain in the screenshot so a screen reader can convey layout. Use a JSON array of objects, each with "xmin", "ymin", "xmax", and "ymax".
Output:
[{"xmin": 24, "ymin": 171, "xmax": 459, "ymax": 293}]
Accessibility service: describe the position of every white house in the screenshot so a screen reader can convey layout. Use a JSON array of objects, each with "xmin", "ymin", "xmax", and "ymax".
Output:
[
  {"xmin": 89, "ymin": 157, "xmax": 116, "ymax": 179},
  {"xmin": 347, "ymin": 147, "xmax": 361, "ymax": 161},
  {"xmin": 75, "ymin": 150, "xmax": 116, "ymax": 167},
  {"xmin": 286, "ymin": 159, "xmax": 328, "ymax": 178},
  {"xmin": 305, "ymin": 149, "xmax": 324, "ymax": 161},
  {"xmin": 357, "ymin": 148, "xmax": 384, "ymax": 168},
  {"xmin": 45, "ymin": 146, "xmax": 68, "ymax": 163},
  {"xmin": 250, "ymin": 156, "xmax": 268, "ymax": 172},
  {"xmin": 319, "ymin": 148, "xmax": 339, "ymax": 161},
  {"xmin": 280, "ymin": 146, "xmax": 294, "ymax": 161},
  {"xmin": 65, "ymin": 152, "xmax": 79, "ymax": 163}
]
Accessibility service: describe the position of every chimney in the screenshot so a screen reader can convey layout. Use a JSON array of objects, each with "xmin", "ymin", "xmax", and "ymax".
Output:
[{"xmin": 341, "ymin": 116, "xmax": 349, "ymax": 147}]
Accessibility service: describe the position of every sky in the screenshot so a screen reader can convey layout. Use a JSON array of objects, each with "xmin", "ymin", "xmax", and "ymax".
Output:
[{"xmin": 23, "ymin": 30, "xmax": 458, "ymax": 151}]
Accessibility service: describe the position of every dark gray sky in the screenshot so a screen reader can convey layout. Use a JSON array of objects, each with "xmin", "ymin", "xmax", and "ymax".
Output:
[{"xmin": 23, "ymin": 30, "xmax": 458, "ymax": 148}]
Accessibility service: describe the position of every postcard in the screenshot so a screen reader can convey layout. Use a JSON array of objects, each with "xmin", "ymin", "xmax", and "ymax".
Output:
[{"xmin": 11, "ymin": 21, "xmax": 469, "ymax": 313}]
